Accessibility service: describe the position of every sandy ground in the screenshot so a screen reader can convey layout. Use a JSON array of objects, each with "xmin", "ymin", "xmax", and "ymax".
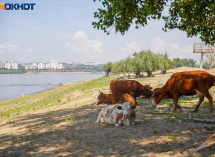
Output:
[{"xmin": 1, "ymin": 67, "xmax": 215, "ymax": 157}]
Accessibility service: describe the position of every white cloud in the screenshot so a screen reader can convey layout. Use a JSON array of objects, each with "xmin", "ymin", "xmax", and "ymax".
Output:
[
  {"xmin": 121, "ymin": 41, "xmax": 141, "ymax": 53},
  {"xmin": 0, "ymin": 43, "xmax": 34, "ymax": 53},
  {"xmin": 64, "ymin": 42, "xmax": 71, "ymax": 47},
  {"xmin": 65, "ymin": 31, "xmax": 103, "ymax": 58},
  {"xmin": 0, "ymin": 50, "xmax": 4, "ymax": 53},
  {"xmin": 149, "ymin": 37, "xmax": 194, "ymax": 59},
  {"xmin": 114, "ymin": 41, "xmax": 143, "ymax": 60},
  {"xmin": 73, "ymin": 31, "xmax": 87, "ymax": 39}
]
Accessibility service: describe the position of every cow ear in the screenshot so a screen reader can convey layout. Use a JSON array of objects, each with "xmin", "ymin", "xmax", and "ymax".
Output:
[
  {"xmin": 117, "ymin": 106, "xmax": 122, "ymax": 110},
  {"xmin": 99, "ymin": 90, "xmax": 103, "ymax": 94}
]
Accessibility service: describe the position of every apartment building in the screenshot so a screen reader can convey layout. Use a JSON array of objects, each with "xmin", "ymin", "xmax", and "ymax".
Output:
[
  {"xmin": 5, "ymin": 61, "xmax": 12, "ymax": 69},
  {"xmin": 12, "ymin": 61, "xmax": 18, "ymax": 69},
  {"xmin": 31, "ymin": 62, "xmax": 37, "ymax": 67},
  {"xmin": 38, "ymin": 62, "xmax": 45, "ymax": 69}
]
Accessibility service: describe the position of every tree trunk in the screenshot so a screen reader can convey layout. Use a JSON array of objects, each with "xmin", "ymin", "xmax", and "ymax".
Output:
[
  {"xmin": 147, "ymin": 71, "xmax": 153, "ymax": 77},
  {"xmin": 135, "ymin": 72, "xmax": 140, "ymax": 78},
  {"xmin": 106, "ymin": 70, "xmax": 110, "ymax": 76},
  {"xmin": 161, "ymin": 70, "xmax": 167, "ymax": 74}
]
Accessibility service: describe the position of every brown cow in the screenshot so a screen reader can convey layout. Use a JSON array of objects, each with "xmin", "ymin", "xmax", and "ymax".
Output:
[
  {"xmin": 95, "ymin": 91, "xmax": 136, "ymax": 107},
  {"xmin": 152, "ymin": 87, "xmax": 182, "ymax": 109},
  {"xmin": 171, "ymin": 70, "xmax": 210, "ymax": 78},
  {"xmin": 152, "ymin": 71, "xmax": 213, "ymax": 109},
  {"xmin": 110, "ymin": 80, "xmax": 153, "ymax": 100},
  {"xmin": 151, "ymin": 73, "xmax": 215, "ymax": 112}
]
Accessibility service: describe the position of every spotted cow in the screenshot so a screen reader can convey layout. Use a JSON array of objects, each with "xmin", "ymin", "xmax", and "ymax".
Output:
[{"xmin": 95, "ymin": 102, "xmax": 136, "ymax": 126}]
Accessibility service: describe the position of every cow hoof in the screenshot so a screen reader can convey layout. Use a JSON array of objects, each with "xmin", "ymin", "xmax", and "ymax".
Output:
[
  {"xmin": 210, "ymin": 110, "xmax": 213, "ymax": 113},
  {"xmin": 131, "ymin": 122, "xmax": 135, "ymax": 125}
]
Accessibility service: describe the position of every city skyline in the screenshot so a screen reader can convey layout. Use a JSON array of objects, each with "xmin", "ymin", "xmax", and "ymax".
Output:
[{"xmin": 0, "ymin": 0, "xmax": 202, "ymax": 64}]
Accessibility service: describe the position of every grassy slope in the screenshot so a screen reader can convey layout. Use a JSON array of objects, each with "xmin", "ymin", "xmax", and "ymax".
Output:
[{"xmin": 0, "ymin": 75, "xmax": 118, "ymax": 122}]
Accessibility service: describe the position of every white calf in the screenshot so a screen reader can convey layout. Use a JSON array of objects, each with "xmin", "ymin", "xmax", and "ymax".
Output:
[{"xmin": 95, "ymin": 102, "xmax": 136, "ymax": 127}]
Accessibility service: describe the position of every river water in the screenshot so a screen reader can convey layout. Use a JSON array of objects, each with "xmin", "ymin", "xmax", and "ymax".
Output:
[{"xmin": 0, "ymin": 73, "xmax": 105, "ymax": 101}]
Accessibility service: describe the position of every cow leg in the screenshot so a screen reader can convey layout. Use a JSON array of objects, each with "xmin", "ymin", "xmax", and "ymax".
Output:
[
  {"xmin": 114, "ymin": 119, "xmax": 122, "ymax": 127},
  {"xmin": 130, "ymin": 117, "xmax": 135, "ymax": 125},
  {"xmin": 194, "ymin": 95, "xmax": 204, "ymax": 112},
  {"xmin": 173, "ymin": 95, "xmax": 179, "ymax": 112},
  {"xmin": 95, "ymin": 111, "xmax": 103, "ymax": 124},
  {"xmin": 204, "ymin": 90, "xmax": 213, "ymax": 112},
  {"xmin": 171, "ymin": 98, "xmax": 181, "ymax": 110}
]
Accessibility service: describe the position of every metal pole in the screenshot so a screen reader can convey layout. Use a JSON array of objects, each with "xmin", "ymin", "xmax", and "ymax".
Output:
[
  {"xmin": 200, "ymin": 44, "xmax": 203, "ymax": 70},
  {"xmin": 200, "ymin": 52, "xmax": 203, "ymax": 70}
]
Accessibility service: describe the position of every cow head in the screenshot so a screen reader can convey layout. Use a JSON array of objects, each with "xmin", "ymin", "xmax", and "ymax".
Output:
[
  {"xmin": 94, "ymin": 91, "xmax": 105, "ymax": 105},
  {"xmin": 142, "ymin": 86, "xmax": 153, "ymax": 99},
  {"xmin": 150, "ymin": 88, "xmax": 161, "ymax": 107},
  {"xmin": 145, "ymin": 84, "xmax": 153, "ymax": 90},
  {"xmin": 121, "ymin": 102, "xmax": 135, "ymax": 119}
]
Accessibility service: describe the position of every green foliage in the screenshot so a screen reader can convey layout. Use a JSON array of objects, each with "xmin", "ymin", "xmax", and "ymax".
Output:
[
  {"xmin": 120, "ymin": 57, "xmax": 133, "ymax": 77},
  {"xmin": 140, "ymin": 50, "xmax": 162, "ymax": 76},
  {"xmin": 111, "ymin": 50, "xmax": 175, "ymax": 77},
  {"xmin": 103, "ymin": 62, "xmax": 113, "ymax": 76},
  {"xmin": 111, "ymin": 61, "xmax": 123, "ymax": 75},
  {"xmin": 173, "ymin": 58, "xmax": 197, "ymax": 68},
  {"xmin": 159, "ymin": 52, "xmax": 175, "ymax": 74},
  {"xmin": 93, "ymin": 0, "xmax": 215, "ymax": 45}
]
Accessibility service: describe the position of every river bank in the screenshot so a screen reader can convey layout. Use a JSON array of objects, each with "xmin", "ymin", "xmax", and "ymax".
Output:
[{"xmin": 0, "ymin": 67, "xmax": 215, "ymax": 156}]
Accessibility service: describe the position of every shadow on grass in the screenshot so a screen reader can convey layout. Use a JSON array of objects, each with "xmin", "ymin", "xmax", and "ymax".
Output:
[{"xmin": 0, "ymin": 102, "xmax": 215, "ymax": 157}]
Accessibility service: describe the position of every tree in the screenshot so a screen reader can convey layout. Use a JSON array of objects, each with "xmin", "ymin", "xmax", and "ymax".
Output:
[
  {"xmin": 120, "ymin": 57, "xmax": 133, "ymax": 78},
  {"xmin": 204, "ymin": 53, "xmax": 215, "ymax": 69},
  {"xmin": 103, "ymin": 62, "xmax": 113, "ymax": 76},
  {"xmin": 111, "ymin": 61, "xmax": 123, "ymax": 77},
  {"xmin": 136, "ymin": 49, "xmax": 161, "ymax": 77},
  {"xmin": 92, "ymin": 0, "xmax": 215, "ymax": 45},
  {"xmin": 159, "ymin": 52, "xmax": 175, "ymax": 74},
  {"xmin": 173, "ymin": 58, "xmax": 197, "ymax": 68},
  {"xmin": 132, "ymin": 52, "xmax": 144, "ymax": 77}
]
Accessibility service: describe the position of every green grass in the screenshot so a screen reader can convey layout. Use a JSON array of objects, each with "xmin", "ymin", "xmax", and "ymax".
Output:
[{"xmin": 166, "ymin": 135, "xmax": 177, "ymax": 140}]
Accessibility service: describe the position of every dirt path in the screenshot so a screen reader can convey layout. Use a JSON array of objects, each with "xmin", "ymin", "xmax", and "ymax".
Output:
[{"xmin": 1, "ymin": 67, "xmax": 215, "ymax": 157}]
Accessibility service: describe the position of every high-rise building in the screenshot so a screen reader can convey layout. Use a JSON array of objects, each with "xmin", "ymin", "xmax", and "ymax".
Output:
[
  {"xmin": 38, "ymin": 63, "xmax": 45, "ymax": 69},
  {"xmin": 46, "ymin": 60, "xmax": 64, "ymax": 69},
  {"xmin": 12, "ymin": 61, "xmax": 18, "ymax": 69},
  {"xmin": 31, "ymin": 62, "xmax": 37, "ymax": 67},
  {"xmin": 5, "ymin": 61, "xmax": 12, "ymax": 69}
]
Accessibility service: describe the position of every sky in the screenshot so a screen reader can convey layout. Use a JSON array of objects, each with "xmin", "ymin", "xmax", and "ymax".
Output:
[{"xmin": 0, "ymin": 0, "xmax": 203, "ymax": 64}]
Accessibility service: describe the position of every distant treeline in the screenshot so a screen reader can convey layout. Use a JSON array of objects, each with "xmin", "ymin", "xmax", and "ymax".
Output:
[
  {"xmin": 173, "ymin": 58, "xmax": 197, "ymax": 68},
  {"xmin": 103, "ymin": 50, "xmax": 210, "ymax": 78}
]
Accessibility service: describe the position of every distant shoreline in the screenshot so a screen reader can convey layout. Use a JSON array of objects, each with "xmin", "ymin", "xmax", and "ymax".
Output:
[{"xmin": 0, "ymin": 71, "xmax": 105, "ymax": 74}]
